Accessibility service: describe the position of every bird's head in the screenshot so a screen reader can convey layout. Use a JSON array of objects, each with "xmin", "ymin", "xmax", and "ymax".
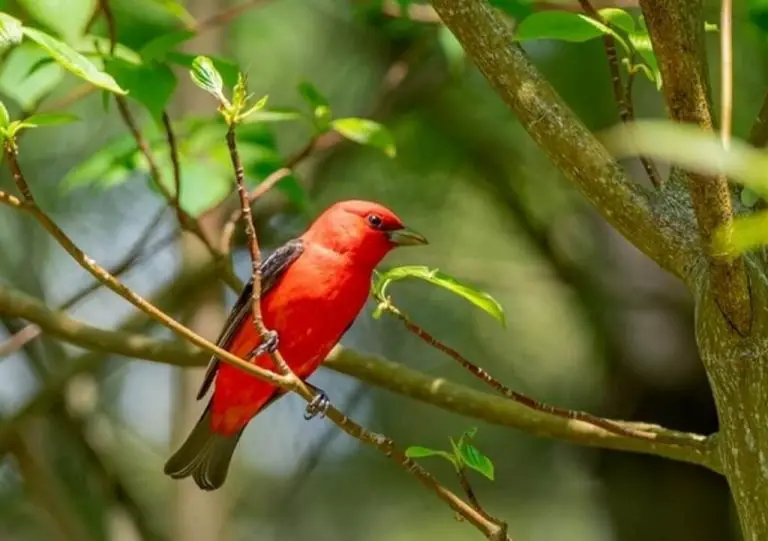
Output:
[{"xmin": 304, "ymin": 200, "xmax": 427, "ymax": 268}]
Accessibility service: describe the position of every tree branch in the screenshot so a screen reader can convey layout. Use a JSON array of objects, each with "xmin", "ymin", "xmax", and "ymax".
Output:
[
  {"xmin": 638, "ymin": 0, "xmax": 751, "ymax": 335},
  {"xmin": 429, "ymin": 0, "xmax": 686, "ymax": 277},
  {"xmin": 0, "ymin": 283, "xmax": 720, "ymax": 473}
]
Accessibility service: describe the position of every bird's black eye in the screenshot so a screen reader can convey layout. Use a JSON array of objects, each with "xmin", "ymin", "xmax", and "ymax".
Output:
[{"xmin": 367, "ymin": 214, "xmax": 383, "ymax": 229}]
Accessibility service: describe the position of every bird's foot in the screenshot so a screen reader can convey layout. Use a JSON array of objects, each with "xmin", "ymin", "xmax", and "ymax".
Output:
[
  {"xmin": 304, "ymin": 387, "xmax": 331, "ymax": 420},
  {"xmin": 247, "ymin": 329, "xmax": 279, "ymax": 359}
]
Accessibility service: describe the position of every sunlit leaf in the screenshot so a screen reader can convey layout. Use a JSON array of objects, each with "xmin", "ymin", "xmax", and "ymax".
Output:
[
  {"xmin": 105, "ymin": 58, "xmax": 177, "ymax": 123},
  {"xmin": 405, "ymin": 446, "xmax": 457, "ymax": 465},
  {"xmin": 331, "ymin": 117, "xmax": 396, "ymax": 158},
  {"xmin": 458, "ymin": 441, "xmax": 495, "ymax": 480},
  {"xmin": 21, "ymin": 112, "xmax": 79, "ymax": 126},
  {"xmin": 438, "ymin": 25, "xmax": 465, "ymax": 75},
  {"xmin": 0, "ymin": 42, "xmax": 65, "ymax": 110},
  {"xmin": 148, "ymin": 0, "xmax": 196, "ymax": 26},
  {"xmin": 139, "ymin": 30, "xmax": 195, "ymax": 62},
  {"xmin": 628, "ymin": 30, "xmax": 661, "ymax": 89},
  {"xmin": 598, "ymin": 8, "xmax": 634, "ymax": 33},
  {"xmin": 156, "ymin": 157, "xmax": 232, "ymax": 217},
  {"xmin": 715, "ymin": 212, "xmax": 768, "ymax": 256},
  {"xmin": 374, "ymin": 265, "xmax": 506, "ymax": 326},
  {"xmin": 0, "ymin": 100, "xmax": 8, "ymax": 128},
  {"xmin": 0, "ymin": 11, "xmax": 23, "ymax": 51},
  {"xmin": 77, "ymin": 36, "xmax": 142, "ymax": 65},
  {"xmin": 22, "ymin": 27, "xmax": 126, "ymax": 94},
  {"xmin": 601, "ymin": 121, "xmax": 768, "ymax": 198},
  {"xmin": 189, "ymin": 55, "xmax": 225, "ymax": 103},
  {"xmin": 243, "ymin": 107, "xmax": 303, "ymax": 124},
  {"xmin": 17, "ymin": 0, "xmax": 94, "ymax": 42},
  {"xmin": 167, "ymin": 51, "xmax": 238, "ymax": 89},
  {"xmin": 515, "ymin": 11, "xmax": 628, "ymax": 51}
]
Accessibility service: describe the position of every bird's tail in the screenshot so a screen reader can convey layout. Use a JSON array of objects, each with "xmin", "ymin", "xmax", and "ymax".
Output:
[{"xmin": 163, "ymin": 401, "xmax": 244, "ymax": 491}]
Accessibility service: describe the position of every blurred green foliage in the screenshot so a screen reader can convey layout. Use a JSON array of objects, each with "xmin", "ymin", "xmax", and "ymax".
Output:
[{"xmin": 0, "ymin": 0, "xmax": 764, "ymax": 540}]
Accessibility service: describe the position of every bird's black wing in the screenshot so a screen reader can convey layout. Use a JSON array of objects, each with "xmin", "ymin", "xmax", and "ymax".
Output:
[{"xmin": 196, "ymin": 238, "xmax": 305, "ymax": 400}]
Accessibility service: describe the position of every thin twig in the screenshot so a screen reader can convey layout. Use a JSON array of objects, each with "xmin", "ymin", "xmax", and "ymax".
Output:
[
  {"xmin": 457, "ymin": 467, "xmax": 501, "ymax": 527},
  {"xmin": 377, "ymin": 298, "xmax": 681, "ymax": 445},
  {"xmin": 224, "ymin": 123, "xmax": 292, "ymax": 370},
  {"xmin": 162, "ymin": 112, "xmax": 182, "ymax": 208},
  {"xmin": 721, "ymin": 0, "xmax": 732, "ymax": 149},
  {"xmin": 98, "ymin": 0, "xmax": 118, "ymax": 55},
  {"xmin": 577, "ymin": 0, "xmax": 662, "ymax": 188}
]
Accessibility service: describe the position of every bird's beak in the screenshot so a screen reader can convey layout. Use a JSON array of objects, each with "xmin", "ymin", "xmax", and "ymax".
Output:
[{"xmin": 387, "ymin": 227, "xmax": 428, "ymax": 247}]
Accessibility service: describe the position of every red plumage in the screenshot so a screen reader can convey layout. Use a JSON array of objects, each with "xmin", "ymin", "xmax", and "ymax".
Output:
[{"xmin": 164, "ymin": 200, "xmax": 427, "ymax": 490}]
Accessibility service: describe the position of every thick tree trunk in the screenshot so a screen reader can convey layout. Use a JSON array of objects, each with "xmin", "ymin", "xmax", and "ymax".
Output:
[{"xmin": 695, "ymin": 259, "xmax": 768, "ymax": 540}]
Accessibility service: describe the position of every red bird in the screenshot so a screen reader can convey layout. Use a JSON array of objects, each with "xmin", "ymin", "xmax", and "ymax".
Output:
[{"xmin": 164, "ymin": 200, "xmax": 427, "ymax": 490}]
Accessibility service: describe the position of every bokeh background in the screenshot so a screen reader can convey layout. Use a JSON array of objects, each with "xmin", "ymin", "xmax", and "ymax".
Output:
[{"xmin": 0, "ymin": 0, "xmax": 764, "ymax": 539}]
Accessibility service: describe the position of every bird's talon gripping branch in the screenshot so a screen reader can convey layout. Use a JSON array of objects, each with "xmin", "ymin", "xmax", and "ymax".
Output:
[
  {"xmin": 247, "ymin": 329, "xmax": 279, "ymax": 359},
  {"xmin": 304, "ymin": 389, "xmax": 331, "ymax": 420}
]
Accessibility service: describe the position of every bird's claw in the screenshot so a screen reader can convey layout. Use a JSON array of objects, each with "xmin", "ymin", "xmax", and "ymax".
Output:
[
  {"xmin": 247, "ymin": 330, "xmax": 279, "ymax": 359},
  {"xmin": 304, "ymin": 389, "xmax": 331, "ymax": 420}
]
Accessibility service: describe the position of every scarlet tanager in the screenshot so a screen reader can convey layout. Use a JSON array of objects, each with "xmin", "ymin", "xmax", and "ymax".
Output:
[{"xmin": 164, "ymin": 200, "xmax": 427, "ymax": 490}]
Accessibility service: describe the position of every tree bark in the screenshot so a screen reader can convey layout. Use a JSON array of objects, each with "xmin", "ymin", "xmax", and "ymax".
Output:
[{"xmin": 695, "ymin": 259, "xmax": 768, "ymax": 540}]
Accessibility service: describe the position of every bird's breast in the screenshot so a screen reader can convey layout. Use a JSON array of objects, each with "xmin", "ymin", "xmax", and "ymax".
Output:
[{"xmin": 259, "ymin": 245, "xmax": 371, "ymax": 368}]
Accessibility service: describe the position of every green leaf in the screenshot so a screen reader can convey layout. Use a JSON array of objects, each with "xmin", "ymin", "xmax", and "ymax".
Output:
[
  {"xmin": 139, "ymin": 30, "xmax": 195, "ymax": 62},
  {"xmin": 515, "ymin": 11, "xmax": 611, "ymax": 43},
  {"xmin": 460, "ymin": 427, "xmax": 478, "ymax": 442},
  {"xmin": 405, "ymin": 446, "xmax": 457, "ymax": 465},
  {"xmin": 105, "ymin": 58, "xmax": 177, "ymax": 123},
  {"xmin": 331, "ymin": 117, "xmax": 396, "ymax": 158},
  {"xmin": 375, "ymin": 265, "xmax": 506, "ymax": 326},
  {"xmin": 22, "ymin": 27, "xmax": 126, "ymax": 94},
  {"xmin": 0, "ymin": 42, "xmax": 65, "ymax": 110},
  {"xmin": 167, "ymin": 51, "xmax": 239, "ymax": 90},
  {"xmin": 704, "ymin": 21, "xmax": 719, "ymax": 32},
  {"xmin": 600, "ymin": 120, "xmax": 768, "ymax": 199},
  {"xmin": 61, "ymin": 134, "xmax": 139, "ymax": 190},
  {"xmin": 18, "ymin": 0, "xmax": 95, "ymax": 42},
  {"xmin": 628, "ymin": 30, "xmax": 661, "ymax": 89},
  {"xmin": 298, "ymin": 80, "xmax": 332, "ymax": 129},
  {"xmin": 148, "ymin": 0, "xmax": 195, "ymax": 26},
  {"xmin": 76, "ymin": 36, "xmax": 142, "ymax": 65},
  {"xmin": 438, "ymin": 25, "xmax": 465, "ymax": 75},
  {"xmin": 239, "ymin": 95, "xmax": 269, "ymax": 122},
  {"xmin": 189, "ymin": 55, "xmax": 225, "ymax": 103},
  {"xmin": 0, "ymin": 11, "xmax": 23, "ymax": 51},
  {"xmin": 489, "ymin": 0, "xmax": 534, "ymax": 19},
  {"xmin": 716, "ymin": 211, "xmax": 768, "ymax": 256},
  {"xmin": 598, "ymin": 8, "xmax": 634, "ymax": 33},
  {"xmin": 158, "ymin": 157, "xmax": 232, "ymax": 217},
  {"xmin": 20, "ymin": 112, "xmax": 79, "ymax": 127},
  {"xmin": 741, "ymin": 187, "xmax": 761, "ymax": 209},
  {"xmin": 242, "ymin": 107, "xmax": 303, "ymax": 124},
  {"xmin": 298, "ymin": 80, "xmax": 329, "ymax": 110},
  {"xmin": 0, "ymin": 100, "xmax": 8, "ymax": 128},
  {"xmin": 750, "ymin": 0, "xmax": 768, "ymax": 33},
  {"xmin": 458, "ymin": 441, "xmax": 495, "ymax": 480}
]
